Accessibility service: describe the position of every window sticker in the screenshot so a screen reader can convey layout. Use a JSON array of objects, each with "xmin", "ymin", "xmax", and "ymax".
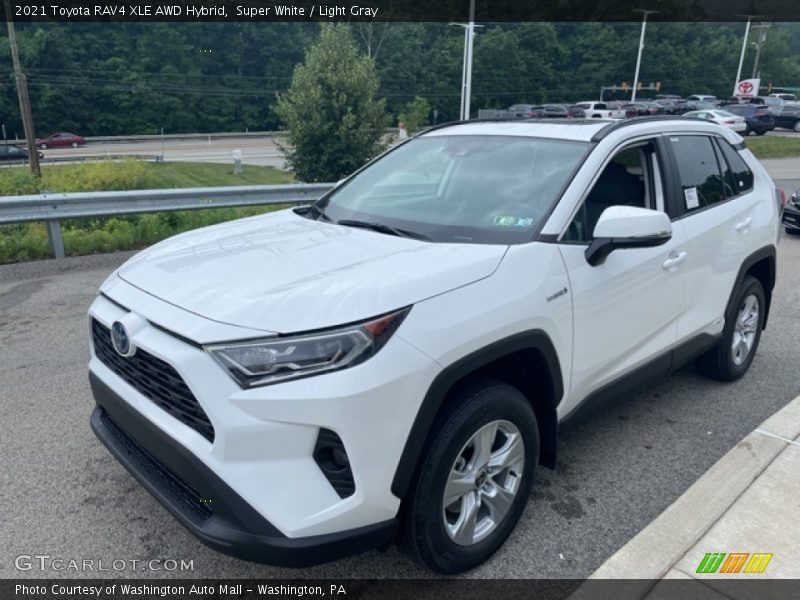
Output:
[
  {"xmin": 493, "ymin": 216, "xmax": 534, "ymax": 227},
  {"xmin": 684, "ymin": 187, "xmax": 700, "ymax": 210}
]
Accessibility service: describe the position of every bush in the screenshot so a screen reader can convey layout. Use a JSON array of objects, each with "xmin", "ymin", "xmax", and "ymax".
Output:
[
  {"xmin": 398, "ymin": 96, "xmax": 432, "ymax": 134},
  {"xmin": 0, "ymin": 161, "xmax": 293, "ymax": 264}
]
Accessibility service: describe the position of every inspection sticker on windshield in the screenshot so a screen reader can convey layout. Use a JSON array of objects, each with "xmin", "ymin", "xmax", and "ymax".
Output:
[
  {"xmin": 493, "ymin": 216, "xmax": 534, "ymax": 227},
  {"xmin": 684, "ymin": 187, "xmax": 700, "ymax": 210}
]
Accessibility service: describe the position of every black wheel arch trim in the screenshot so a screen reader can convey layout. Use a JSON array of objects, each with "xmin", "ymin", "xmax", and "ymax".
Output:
[
  {"xmin": 391, "ymin": 330, "xmax": 563, "ymax": 499},
  {"xmin": 727, "ymin": 245, "xmax": 776, "ymax": 329}
]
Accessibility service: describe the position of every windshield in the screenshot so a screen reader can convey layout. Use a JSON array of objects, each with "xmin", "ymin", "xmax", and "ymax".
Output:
[{"xmin": 314, "ymin": 135, "xmax": 590, "ymax": 244}]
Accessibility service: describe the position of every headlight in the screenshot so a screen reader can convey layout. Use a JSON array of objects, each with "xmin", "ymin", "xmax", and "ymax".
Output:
[{"xmin": 205, "ymin": 307, "xmax": 410, "ymax": 388}]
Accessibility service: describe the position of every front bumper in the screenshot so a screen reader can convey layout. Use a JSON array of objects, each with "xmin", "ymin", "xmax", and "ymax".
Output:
[
  {"xmin": 89, "ymin": 372, "xmax": 397, "ymax": 566},
  {"xmin": 783, "ymin": 203, "xmax": 800, "ymax": 230}
]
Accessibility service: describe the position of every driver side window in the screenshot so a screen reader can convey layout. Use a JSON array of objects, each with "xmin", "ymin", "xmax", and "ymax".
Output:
[{"xmin": 564, "ymin": 141, "xmax": 664, "ymax": 242}]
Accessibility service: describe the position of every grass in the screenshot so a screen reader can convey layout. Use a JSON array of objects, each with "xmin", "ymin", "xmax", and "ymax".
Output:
[
  {"xmin": 745, "ymin": 136, "xmax": 800, "ymax": 159},
  {"xmin": 0, "ymin": 161, "xmax": 295, "ymax": 264},
  {"xmin": 141, "ymin": 161, "xmax": 293, "ymax": 188}
]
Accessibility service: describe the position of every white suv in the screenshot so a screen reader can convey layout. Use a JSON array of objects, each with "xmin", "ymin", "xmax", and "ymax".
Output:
[{"xmin": 88, "ymin": 117, "xmax": 779, "ymax": 574}]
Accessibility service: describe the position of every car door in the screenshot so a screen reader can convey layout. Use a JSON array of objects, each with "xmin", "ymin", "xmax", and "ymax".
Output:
[
  {"xmin": 663, "ymin": 134, "xmax": 758, "ymax": 345},
  {"xmin": 557, "ymin": 139, "xmax": 688, "ymax": 408}
]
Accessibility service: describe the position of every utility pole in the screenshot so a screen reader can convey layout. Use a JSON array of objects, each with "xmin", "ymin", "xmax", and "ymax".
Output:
[
  {"xmin": 4, "ymin": 0, "xmax": 40, "ymax": 177},
  {"xmin": 750, "ymin": 23, "xmax": 770, "ymax": 79},
  {"xmin": 631, "ymin": 9, "xmax": 657, "ymax": 103},
  {"xmin": 450, "ymin": 0, "xmax": 482, "ymax": 121}
]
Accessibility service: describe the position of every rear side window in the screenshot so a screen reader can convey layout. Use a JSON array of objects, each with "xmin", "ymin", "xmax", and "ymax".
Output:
[
  {"xmin": 715, "ymin": 139, "xmax": 754, "ymax": 196},
  {"xmin": 669, "ymin": 136, "xmax": 725, "ymax": 212}
]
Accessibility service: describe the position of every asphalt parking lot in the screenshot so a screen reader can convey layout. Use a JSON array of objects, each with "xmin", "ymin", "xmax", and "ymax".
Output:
[{"xmin": 1, "ymin": 232, "xmax": 799, "ymax": 580}]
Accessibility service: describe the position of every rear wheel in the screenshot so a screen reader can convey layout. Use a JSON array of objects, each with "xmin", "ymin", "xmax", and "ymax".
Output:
[
  {"xmin": 755, "ymin": 129, "xmax": 767, "ymax": 136},
  {"xmin": 39, "ymin": 143, "xmax": 47, "ymax": 150},
  {"xmin": 399, "ymin": 378, "xmax": 538, "ymax": 574},
  {"xmin": 696, "ymin": 275, "xmax": 765, "ymax": 381},
  {"xmin": 794, "ymin": 120, "xmax": 800, "ymax": 133},
  {"xmin": 71, "ymin": 141, "xmax": 79, "ymax": 148},
  {"xmin": 743, "ymin": 124, "xmax": 751, "ymax": 135}
]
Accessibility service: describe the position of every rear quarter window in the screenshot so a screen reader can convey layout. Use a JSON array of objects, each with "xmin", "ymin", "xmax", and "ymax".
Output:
[{"xmin": 715, "ymin": 139, "xmax": 754, "ymax": 196}]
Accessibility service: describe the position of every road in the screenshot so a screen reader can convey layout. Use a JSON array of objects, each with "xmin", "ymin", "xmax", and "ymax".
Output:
[
  {"xmin": 39, "ymin": 136, "xmax": 288, "ymax": 169},
  {"xmin": 29, "ymin": 128, "xmax": 800, "ymax": 171},
  {"xmin": 1, "ymin": 229, "xmax": 799, "ymax": 579}
]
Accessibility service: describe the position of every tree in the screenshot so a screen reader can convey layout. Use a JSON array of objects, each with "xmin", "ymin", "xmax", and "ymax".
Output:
[
  {"xmin": 397, "ymin": 96, "xmax": 430, "ymax": 133},
  {"xmin": 274, "ymin": 24, "xmax": 389, "ymax": 182}
]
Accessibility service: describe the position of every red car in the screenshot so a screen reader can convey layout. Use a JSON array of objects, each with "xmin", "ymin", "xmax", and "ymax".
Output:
[{"xmin": 35, "ymin": 132, "xmax": 86, "ymax": 149}]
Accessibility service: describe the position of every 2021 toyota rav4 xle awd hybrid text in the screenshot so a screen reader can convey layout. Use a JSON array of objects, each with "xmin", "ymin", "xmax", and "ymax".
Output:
[{"xmin": 89, "ymin": 117, "xmax": 780, "ymax": 573}]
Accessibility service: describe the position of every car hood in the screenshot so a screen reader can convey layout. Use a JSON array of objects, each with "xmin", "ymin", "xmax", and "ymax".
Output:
[{"xmin": 116, "ymin": 209, "xmax": 507, "ymax": 334}]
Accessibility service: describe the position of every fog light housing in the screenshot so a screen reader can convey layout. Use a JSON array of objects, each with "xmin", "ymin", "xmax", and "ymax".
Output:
[{"xmin": 313, "ymin": 429, "xmax": 355, "ymax": 498}]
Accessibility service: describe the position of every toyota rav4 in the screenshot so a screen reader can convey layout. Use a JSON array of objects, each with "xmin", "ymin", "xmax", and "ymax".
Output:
[{"xmin": 88, "ymin": 117, "xmax": 780, "ymax": 574}]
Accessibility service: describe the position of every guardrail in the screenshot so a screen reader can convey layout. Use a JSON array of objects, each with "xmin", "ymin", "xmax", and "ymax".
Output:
[
  {"xmin": 0, "ymin": 128, "xmax": 401, "ymax": 147},
  {"xmin": 0, "ymin": 183, "xmax": 334, "ymax": 259}
]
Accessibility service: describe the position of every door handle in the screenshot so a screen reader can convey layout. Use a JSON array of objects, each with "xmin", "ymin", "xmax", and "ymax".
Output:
[
  {"xmin": 735, "ymin": 217, "xmax": 753, "ymax": 232},
  {"xmin": 662, "ymin": 250, "xmax": 688, "ymax": 270}
]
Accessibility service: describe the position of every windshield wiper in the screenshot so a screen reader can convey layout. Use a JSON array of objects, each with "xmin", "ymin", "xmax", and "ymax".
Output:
[
  {"xmin": 336, "ymin": 219, "xmax": 431, "ymax": 241},
  {"xmin": 306, "ymin": 204, "xmax": 333, "ymax": 222}
]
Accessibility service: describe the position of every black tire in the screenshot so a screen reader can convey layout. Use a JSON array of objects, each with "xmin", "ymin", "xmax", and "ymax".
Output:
[
  {"xmin": 755, "ymin": 129, "xmax": 767, "ymax": 136},
  {"xmin": 794, "ymin": 120, "xmax": 800, "ymax": 133},
  {"xmin": 696, "ymin": 275, "xmax": 765, "ymax": 381},
  {"xmin": 785, "ymin": 227, "xmax": 800, "ymax": 235},
  {"xmin": 743, "ymin": 124, "xmax": 751, "ymax": 135},
  {"xmin": 399, "ymin": 378, "xmax": 539, "ymax": 574}
]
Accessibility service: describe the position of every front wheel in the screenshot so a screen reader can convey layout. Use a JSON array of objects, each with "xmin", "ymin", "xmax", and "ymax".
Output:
[
  {"xmin": 696, "ymin": 275, "xmax": 765, "ymax": 381},
  {"xmin": 755, "ymin": 129, "xmax": 768, "ymax": 136},
  {"xmin": 399, "ymin": 378, "xmax": 538, "ymax": 574},
  {"xmin": 39, "ymin": 143, "xmax": 47, "ymax": 150},
  {"xmin": 794, "ymin": 120, "xmax": 800, "ymax": 133},
  {"xmin": 71, "ymin": 141, "xmax": 79, "ymax": 148}
]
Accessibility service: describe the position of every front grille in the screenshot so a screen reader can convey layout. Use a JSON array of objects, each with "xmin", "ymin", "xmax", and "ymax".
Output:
[
  {"xmin": 96, "ymin": 408, "xmax": 212, "ymax": 522},
  {"xmin": 92, "ymin": 319, "xmax": 215, "ymax": 443}
]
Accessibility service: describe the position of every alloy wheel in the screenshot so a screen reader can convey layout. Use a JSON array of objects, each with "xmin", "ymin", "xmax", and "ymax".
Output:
[
  {"xmin": 442, "ymin": 420, "xmax": 525, "ymax": 546},
  {"xmin": 732, "ymin": 294, "xmax": 759, "ymax": 366}
]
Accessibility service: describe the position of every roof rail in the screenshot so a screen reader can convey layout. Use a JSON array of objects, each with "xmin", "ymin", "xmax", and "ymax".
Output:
[
  {"xmin": 590, "ymin": 115, "xmax": 689, "ymax": 142},
  {"xmin": 416, "ymin": 118, "xmax": 524, "ymax": 136}
]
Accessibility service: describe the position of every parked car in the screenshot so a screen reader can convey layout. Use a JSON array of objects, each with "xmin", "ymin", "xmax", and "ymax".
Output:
[
  {"xmin": 88, "ymin": 116, "xmax": 779, "ymax": 574},
  {"xmin": 687, "ymin": 94, "xmax": 718, "ymax": 104},
  {"xmin": 723, "ymin": 104, "xmax": 776, "ymax": 135},
  {"xmin": 684, "ymin": 100, "xmax": 717, "ymax": 112},
  {"xmin": 540, "ymin": 104, "xmax": 570, "ymax": 118},
  {"xmin": 763, "ymin": 97, "xmax": 786, "ymax": 113},
  {"xmin": 684, "ymin": 109, "xmax": 748, "ymax": 133},
  {"xmin": 769, "ymin": 93, "xmax": 796, "ymax": 102},
  {"xmin": 0, "ymin": 144, "xmax": 43, "ymax": 163},
  {"xmin": 654, "ymin": 99, "xmax": 682, "ymax": 114},
  {"xmin": 655, "ymin": 94, "xmax": 682, "ymax": 100},
  {"xmin": 784, "ymin": 188, "xmax": 800, "ymax": 233},
  {"xmin": 545, "ymin": 104, "xmax": 587, "ymax": 118},
  {"xmin": 574, "ymin": 101, "xmax": 625, "ymax": 119},
  {"xmin": 506, "ymin": 104, "xmax": 546, "ymax": 119},
  {"xmin": 35, "ymin": 132, "xmax": 86, "ymax": 149},
  {"xmin": 560, "ymin": 104, "xmax": 586, "ymax": 118},
  {"xmin": 772, "ymin": 104, "xmax": 800, "ymax": 132},
  {"xmin": 620, "ymin": 103, "xmax": 645, "ymax": 118},
  {"xmin": 637, "ymin": 101, "xmax": 666, "ymax": 115}
]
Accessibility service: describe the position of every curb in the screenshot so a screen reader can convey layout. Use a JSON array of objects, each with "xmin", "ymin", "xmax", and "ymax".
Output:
[{"xmin": 571, "ymin": 393, "xmax": 800, "ymax": 594}]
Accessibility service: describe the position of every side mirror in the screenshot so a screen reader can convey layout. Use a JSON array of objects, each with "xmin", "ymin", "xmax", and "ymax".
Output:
[{"xmin": 586, "ymin": 206, "xmax": 671, "ymax": 266}]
